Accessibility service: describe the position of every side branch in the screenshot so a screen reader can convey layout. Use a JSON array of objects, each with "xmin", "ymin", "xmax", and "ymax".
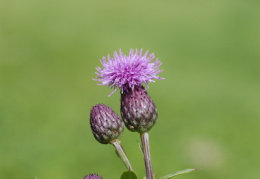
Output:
[{"xmin": 112, "ymin": 139, "xmax": 133, "ymax": 171}]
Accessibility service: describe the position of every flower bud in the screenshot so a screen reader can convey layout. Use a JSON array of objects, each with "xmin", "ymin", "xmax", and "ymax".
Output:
[
  {"xmin": 90, "ymin": 104, "xmax": 124, "ymax": 144},
  {"xmin": 83, "ymin": 174, "xmax": 103, "ymax": 179},
  {"xmin": 121, "ymin": 85, "xmax": 158, "ymax": 133}
]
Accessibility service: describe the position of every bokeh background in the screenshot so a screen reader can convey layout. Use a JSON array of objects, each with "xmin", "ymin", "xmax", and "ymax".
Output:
[{"xmin": 1, "ymin": 0, "xmax": 259, "ymax": 178}]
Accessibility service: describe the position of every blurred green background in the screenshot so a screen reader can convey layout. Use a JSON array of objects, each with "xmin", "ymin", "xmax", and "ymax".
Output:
[{"xmin": 0, "ymin": 0, "xmax": 259, "ymax": 178}]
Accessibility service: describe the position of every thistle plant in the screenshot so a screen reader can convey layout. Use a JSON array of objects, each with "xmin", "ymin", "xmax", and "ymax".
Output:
[{"xmin": 86, "ymin": 49, "xmax": 197, "ymax": 179}]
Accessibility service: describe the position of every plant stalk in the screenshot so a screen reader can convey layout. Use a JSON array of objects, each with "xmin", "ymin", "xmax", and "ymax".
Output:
[
  {"xmin": 112, "ymin": 139, "xmax": 133, "ymax": 171},
  {"xmin": 141, "ymin": 132, "xmax": 153, "ymax": 179}
]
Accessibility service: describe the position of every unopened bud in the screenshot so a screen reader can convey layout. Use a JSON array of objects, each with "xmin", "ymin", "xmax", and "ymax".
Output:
[
  {"xmin": 83, "ymin": 174, "xmax": 103, "ymax": 179},
  {"xmin": 90, "ymin": 104, "xmax": 124, "ymax": 144}
]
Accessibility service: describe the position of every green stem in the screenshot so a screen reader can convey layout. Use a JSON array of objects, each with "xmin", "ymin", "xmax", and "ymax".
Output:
[
  {"xmin": 141, "ymin": 132, "xmax": 153, "ymax": 179},
  {"xmin": 112, "ymin": 139, "xmax": 133, "ymax": 171}
]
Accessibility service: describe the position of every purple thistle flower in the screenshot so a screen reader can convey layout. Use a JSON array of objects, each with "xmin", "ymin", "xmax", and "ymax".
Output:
[{"xmin": 94, "ymin": 49, "xmax": 164, "ymax": 96}]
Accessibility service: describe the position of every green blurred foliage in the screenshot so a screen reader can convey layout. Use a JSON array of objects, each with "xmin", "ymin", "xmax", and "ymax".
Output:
[{"xmin": 0, "ymin": 0, "xmax": 259, "ymax": 178}]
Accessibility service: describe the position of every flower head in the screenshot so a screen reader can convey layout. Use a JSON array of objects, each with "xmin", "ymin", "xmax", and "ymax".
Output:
[
  {"xmin": 94, "ymin": 49, "xmax": 164, "ymax": 96},
  {"xmin": 121, "ymin": 85, "xmax": 158, "ymax": 133}
]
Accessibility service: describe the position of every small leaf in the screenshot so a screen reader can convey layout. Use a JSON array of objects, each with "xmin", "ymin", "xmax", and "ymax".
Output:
[
  {"xmin": 160, "ymin": 168, "xmax": 199, "ymax": 179},
  {"xmin": 121, "ymin": 170, "xmax": 138, "ymax": 179}
]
